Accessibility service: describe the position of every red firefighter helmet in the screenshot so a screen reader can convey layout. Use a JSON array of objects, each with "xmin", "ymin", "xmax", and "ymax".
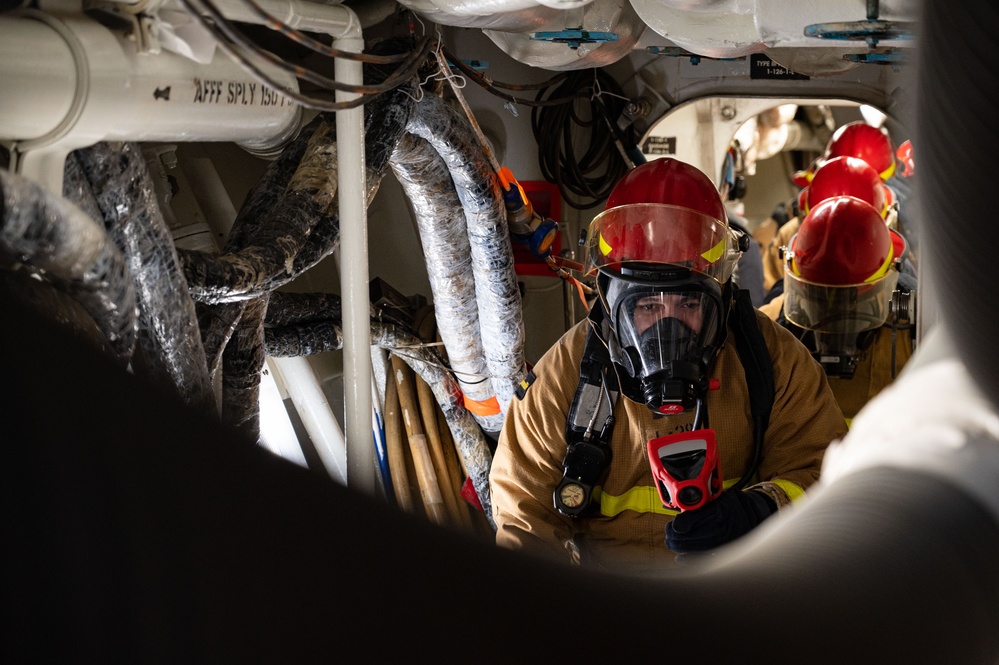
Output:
[
  {"xmin": 802, "ymin": 156, "xmax": 888, "ymax": 216},
  {"xmin": 824, "ymin": 121, "xmax": 896, "ymax": 180},
  {"xmin": 791, "ymin": 156, "xmax": 822, "ymax": 187},
  {"xmin": 583, "ymin": 158, "xmax": 740, "ymax": 285},
  {"xmin": 784, "ymin": 196, "xmax": 906, "ymax": 333}
]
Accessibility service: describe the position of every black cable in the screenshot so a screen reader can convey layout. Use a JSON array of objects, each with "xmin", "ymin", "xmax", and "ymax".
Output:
[
  {"xmin": 177, "ymin": 0, "xmax": 434, "ymax": 111},
  {"xmin": 442, "ymin": 47, "xmax": 578, "ymax": 108},
  {"xmin": 531, "ymin": 69, "xmax": 636, "ymax": 210}
]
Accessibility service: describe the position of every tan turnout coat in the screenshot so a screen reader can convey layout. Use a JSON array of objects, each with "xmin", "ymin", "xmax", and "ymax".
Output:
[{"xmin": 489, "ymin": 310, "xmax": 848, "ymax": 574}]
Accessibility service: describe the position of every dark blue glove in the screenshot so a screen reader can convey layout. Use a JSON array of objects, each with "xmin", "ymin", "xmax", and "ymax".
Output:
[{"xmin": 665, "ymin": 489, "xmax": 777, "ymax": 554}]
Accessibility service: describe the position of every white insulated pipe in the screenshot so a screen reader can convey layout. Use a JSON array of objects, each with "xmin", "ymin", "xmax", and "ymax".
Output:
[
  {"xmin": 0, "ymin": 10, "xmax": 302, "ymax": 192},
  {"xmin": 259, "ymin": 358, "xmax": 311, "ymax": 469},
  {"xmin": 209, "ymin": 0, "xmax": 375, "ymax": 495},
  {"xmin": 209, "ymin": 0, "xmax": 359, "ymax": 36},
  {"xmin": 268, "ymin": 356, "xmax": 349, "ymax": 485},
  {"xmin": 334, "ymin": 26, "xmax": 375, "ymax": 494}
]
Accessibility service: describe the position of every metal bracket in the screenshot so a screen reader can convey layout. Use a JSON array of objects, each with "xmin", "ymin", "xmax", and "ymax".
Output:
[{"xmin": 531, "ymin": 30, "xmax": 618, "ymax": 50}]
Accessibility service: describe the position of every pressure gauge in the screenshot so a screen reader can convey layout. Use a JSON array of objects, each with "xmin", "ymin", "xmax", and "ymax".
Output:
[
  {"xmin": 558, "ymin": 482, "xmax": 586, "ymax": 509},
  {"xmin": 553, "ymin": 440, "xmax": 611, "ymax": 517}
]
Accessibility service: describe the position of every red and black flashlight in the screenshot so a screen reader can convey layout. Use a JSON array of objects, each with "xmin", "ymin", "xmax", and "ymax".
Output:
[{"xmin": 647, "ymin": 429, "xmax": 723, "ymax": 512}]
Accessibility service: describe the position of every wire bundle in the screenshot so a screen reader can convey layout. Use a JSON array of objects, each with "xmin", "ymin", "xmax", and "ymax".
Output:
[
  {"xmin": 531, "ymin": 69, "xmax": 636, "ymax": 210},
  {"xmin": 444, "ymin": 51, "xmax": 635, "ymax": 210},
  {"xmin": 176, "ymin": 0, "xmax": 435, "ymax": 111}
]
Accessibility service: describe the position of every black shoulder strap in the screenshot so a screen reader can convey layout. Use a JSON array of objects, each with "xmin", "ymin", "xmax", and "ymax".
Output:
[
  {"xmin": 730, "ymin": 288, "xmax": 774, "ymax": 489},
  {"xmin": 731, "ymin": 288, "xmax": 775, "ymax": 428}
]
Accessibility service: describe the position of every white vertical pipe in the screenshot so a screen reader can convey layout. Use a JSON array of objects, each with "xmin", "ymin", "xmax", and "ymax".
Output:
[{"xmin": 332, "ymin": 10, "xmax": 375, "ymax": 495}]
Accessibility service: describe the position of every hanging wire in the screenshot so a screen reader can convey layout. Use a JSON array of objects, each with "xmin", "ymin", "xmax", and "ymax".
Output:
[
  {"xmin": 176, "ymin": 0, "xmax": 436, "ymax": 111},
  {"xmin": 530, "ymin": 68, "xmax": 636, "ymax": 209},
  {"xmin": 442, "ymin": 46, "xmax": 578, "ymax": 108},
  {"xmin": 437, "ymin": 46, "xmax": 638, "ymax": 210}
]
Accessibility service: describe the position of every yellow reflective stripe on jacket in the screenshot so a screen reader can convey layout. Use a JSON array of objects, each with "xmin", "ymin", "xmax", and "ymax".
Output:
[
  {"xmin": 771, "ymin": 479, "xmax": 806, "ymax": 502},
  {"xmin": 594, "ymin": 477, "xmax": 755, "ymax": 517}
]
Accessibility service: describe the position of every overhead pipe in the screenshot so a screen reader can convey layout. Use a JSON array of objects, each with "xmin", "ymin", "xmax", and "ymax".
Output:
[
  {"xmin": 0, "ymin": 8, "xmax": 302, "ymax": 193},
  {"xmin": 389, "ymin": 133, "xmax": 505, "ymax": 434},
  {"xmin": 257, "ymin": 358, "xmax": 311, "ymax": 469},
  {"xmin": 331, "ymin": 5, "xmax": 374, "ymax": 495},
  {"xmin": 404, "ymin": 92, "xmax": 527, "ymax": 421},
  {"xmin": 267, "ymin": 355, "xmax": 349, "ymax": 486}
]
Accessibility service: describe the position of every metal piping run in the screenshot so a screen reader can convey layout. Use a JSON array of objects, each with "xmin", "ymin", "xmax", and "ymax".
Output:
[
  {"xmin": 0, "ymin": 9, "xmax": 301, "ymax": 193},
  {"xmin": 268, "ymin": 355, "xmax": 349, "ymax": 485},
  {"xmin": 329, "ymin": 9, "xmax": 374, "ymax": 495}
]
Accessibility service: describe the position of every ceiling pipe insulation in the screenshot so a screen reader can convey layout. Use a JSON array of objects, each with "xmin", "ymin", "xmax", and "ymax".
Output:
[
  {"xmin": 390, "ymin": 133, "xmax": 505, "ymax": 434},
  {"xmin": 399, "ymin": 0, "xmax": 918, "ymax": 70},
  {"xmin": 70, "ymin": 142, "xmax": 218, "ymax": 416}
]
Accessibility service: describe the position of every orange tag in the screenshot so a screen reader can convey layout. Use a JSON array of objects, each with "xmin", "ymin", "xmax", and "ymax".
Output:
[{"xmin": 463, "ymin": 394, "xmax": 501, "ymax": 416}]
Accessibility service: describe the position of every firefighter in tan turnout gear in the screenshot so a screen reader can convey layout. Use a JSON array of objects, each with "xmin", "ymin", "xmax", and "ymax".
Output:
[{"xmin": 489, "ymin": 158, "xmax": 847, "ymax": 573}]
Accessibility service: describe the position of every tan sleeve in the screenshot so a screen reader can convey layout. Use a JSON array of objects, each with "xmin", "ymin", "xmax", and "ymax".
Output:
[
  {"xmin": 758, "ymin": 293, "xmax": 784, "ymax": 322},
  {"xmin": 749, "ymin": 310, "xmax": 849, "ymax": 503},
  {"xmin": 753, "ymin": 218, "xmax": 777, "ymax": 259},
  {"xmin": 762, "ymin": 217, "xmax": 800, "ymax": 292},
  {"xmin": 489, "ymin": 323, "xmax": 586, "ymax": 565}
]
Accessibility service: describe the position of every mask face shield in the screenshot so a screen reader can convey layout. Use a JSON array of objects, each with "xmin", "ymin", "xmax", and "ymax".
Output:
[
  {"xmin": 783, "ymin": 270, "xmax": 899, "ymax": 334},
  {"xmin": 603, "ymin": 278, "xmax": 724, "ymax": 413},
  {"xmin": 783, "ymin": 270, "xmax": 899, "ymax": 378}
]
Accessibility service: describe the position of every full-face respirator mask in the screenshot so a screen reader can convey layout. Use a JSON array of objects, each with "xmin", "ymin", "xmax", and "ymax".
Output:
[{"xmin": 598, "ymin": 268, "xmax": 727, "ymax": 414}]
